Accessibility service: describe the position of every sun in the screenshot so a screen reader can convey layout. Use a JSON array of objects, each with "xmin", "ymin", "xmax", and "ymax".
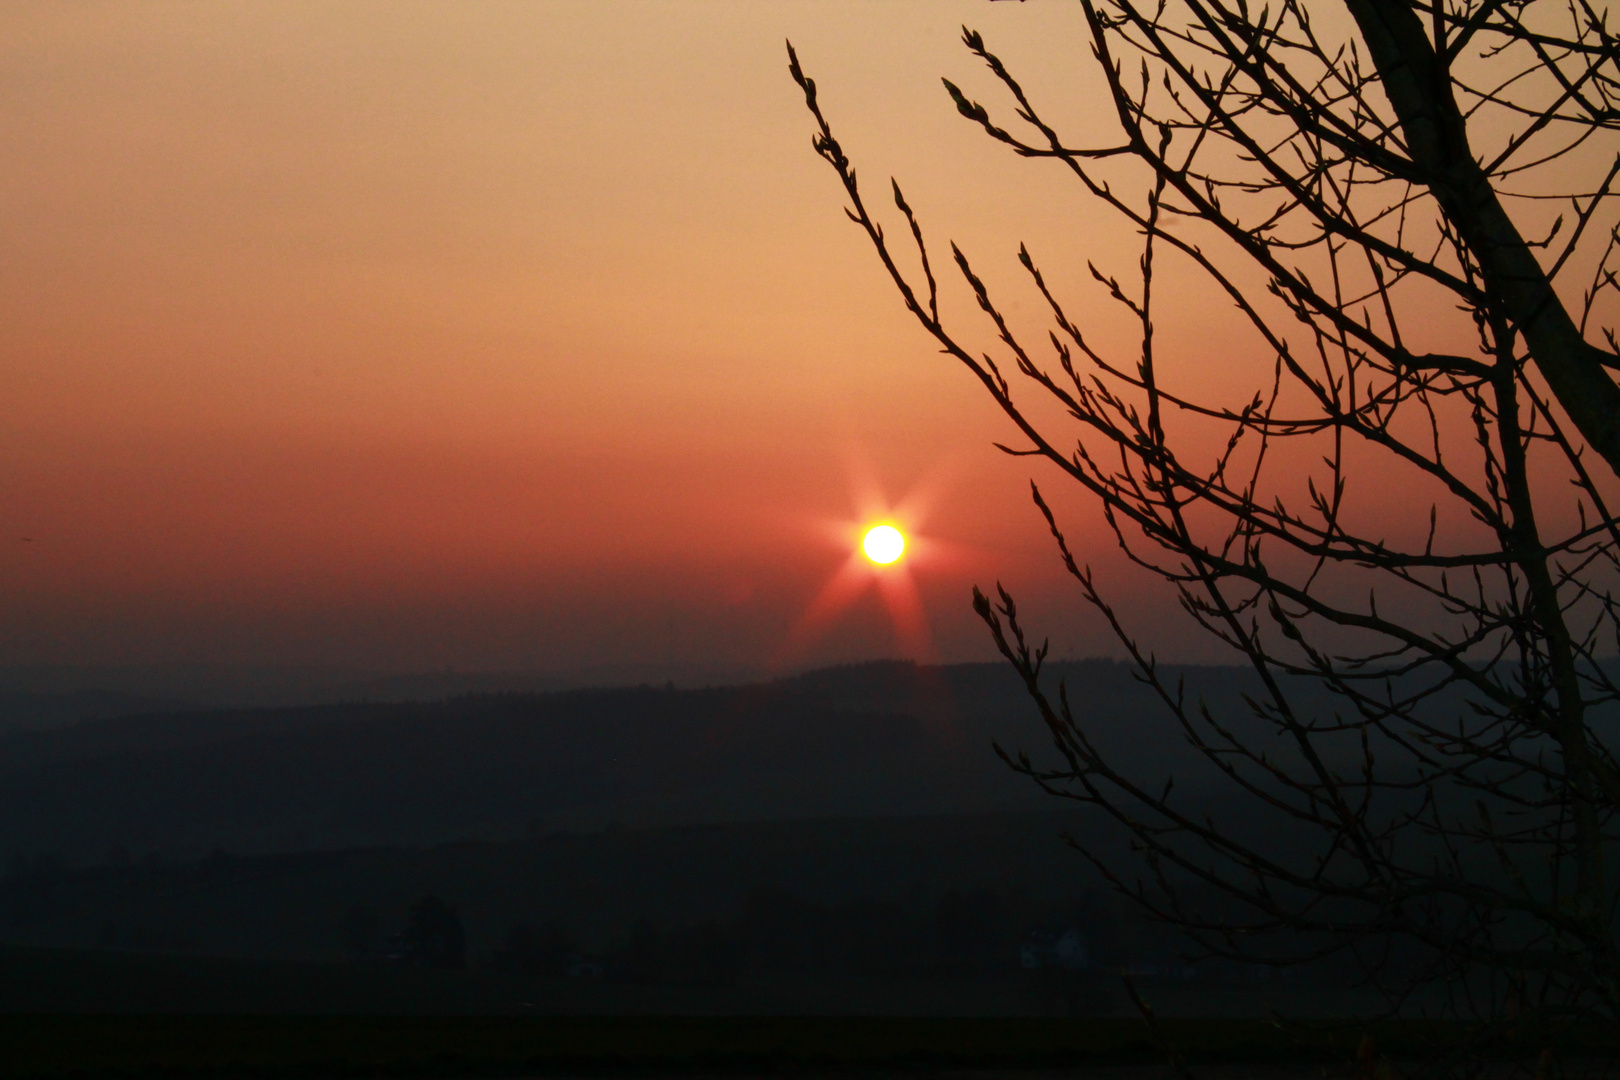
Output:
[
  {"xmin": 770, "ymin": 465, "xmax": 962, "ymax": 669},
  {"xmin": 862, "ymin": 524, "xmax": 905, "ymax": 565}
]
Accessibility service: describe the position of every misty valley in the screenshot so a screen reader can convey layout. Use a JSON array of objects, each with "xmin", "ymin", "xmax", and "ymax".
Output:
[{"xmin": 0, "ymin": 660, "xmax": 1383, "ymax": 1017}]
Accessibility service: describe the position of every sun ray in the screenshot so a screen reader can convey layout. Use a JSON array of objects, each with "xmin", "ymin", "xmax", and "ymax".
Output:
[
  {"xmin": 774, "ymin": 450, "xmax": 973, "ymax": 673},
  {"xmin": 769, "ymin": 551, "xmax": 874, "ymax": 669},
  {"xmin": 874, "ymin": 562, "xmax": 934, "ymax": 662}
]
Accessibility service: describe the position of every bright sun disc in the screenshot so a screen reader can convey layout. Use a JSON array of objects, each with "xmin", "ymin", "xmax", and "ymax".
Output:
[{"xmin": 862, "ymin": 525, "xmax": 905, "ymax": 565}]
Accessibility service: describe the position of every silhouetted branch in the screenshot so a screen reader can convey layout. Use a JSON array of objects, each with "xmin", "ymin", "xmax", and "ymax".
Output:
[{"xmin": 791, "ymin": 0, "xmax": 1620, "ymax": 1040}]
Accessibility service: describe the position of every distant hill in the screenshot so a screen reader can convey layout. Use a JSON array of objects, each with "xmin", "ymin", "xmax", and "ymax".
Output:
[
  {"xmin": 0, "ymin": 691, "xmax": 192, "ymax": 738},
  {"xmin": 0, "ymin": 659, "xmax": 1270, "ymax": 864},
  {"xmin": 0, "ymin": 661, "xmax": 762, "ymax": 726}
]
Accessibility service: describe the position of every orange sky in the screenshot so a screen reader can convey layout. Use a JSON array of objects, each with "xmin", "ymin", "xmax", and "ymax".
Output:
[{"xmin": 0, "ymin": 2, "xmax": 1329, "ymax": 675}]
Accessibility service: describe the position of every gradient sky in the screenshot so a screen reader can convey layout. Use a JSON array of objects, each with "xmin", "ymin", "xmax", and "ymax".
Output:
[{"xmin": 2, "ymin": 2, "xmax": 1287, "ymax": 676}]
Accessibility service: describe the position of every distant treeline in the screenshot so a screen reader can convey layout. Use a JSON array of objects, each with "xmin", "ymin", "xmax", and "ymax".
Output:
[{"xmin": 0, "ymin": 811, "xmax": 1148, "ymax": 964}]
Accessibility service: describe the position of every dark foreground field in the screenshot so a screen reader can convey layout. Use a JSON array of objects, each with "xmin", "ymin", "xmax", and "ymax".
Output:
[
  {"xmin": 3, "ymin": 949, "xmax": 1615, "ymax": 1079},
  {"xmin": 0, "ymin": 1014, "xmax": 1528, "ymax": 1079},
  {"xmin": 0, "ymin": 944, "xmax": 1383, "ymax": 1018},
  {"xmin": 8, "ymin": 1014, "xmax": 1616, "ymax": 1079}
]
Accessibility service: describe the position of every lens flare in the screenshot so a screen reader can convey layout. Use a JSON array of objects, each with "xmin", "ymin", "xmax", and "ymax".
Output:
[{"xmin": 862, "ymin": 524, "xmax": 905, "ymax": 565}]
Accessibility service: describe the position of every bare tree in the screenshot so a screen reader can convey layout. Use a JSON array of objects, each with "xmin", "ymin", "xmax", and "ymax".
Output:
[{"xmin": 791, "ymin": 0, "xmax": 1620, "ymax": 1037}]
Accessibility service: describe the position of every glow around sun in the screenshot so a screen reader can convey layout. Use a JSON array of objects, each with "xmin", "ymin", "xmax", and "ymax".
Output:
[{"xmin": 862, "ymin": 524, "xmax": 905, "ymax": 565}]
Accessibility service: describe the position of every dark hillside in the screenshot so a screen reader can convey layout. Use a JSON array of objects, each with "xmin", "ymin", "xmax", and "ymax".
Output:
[
  {"xmin": 0, "ymin": 659, "xmax": 1419, "ymax": 866},
  {"xmin": 0, "ymin": 660, "xmax": 1252, "ymax": 863}
]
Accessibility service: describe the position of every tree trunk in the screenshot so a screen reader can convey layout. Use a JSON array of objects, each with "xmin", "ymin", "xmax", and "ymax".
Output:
[{"xmin": 1345, "ymin": 0, "xmax": 1620, "ymax": 477}]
